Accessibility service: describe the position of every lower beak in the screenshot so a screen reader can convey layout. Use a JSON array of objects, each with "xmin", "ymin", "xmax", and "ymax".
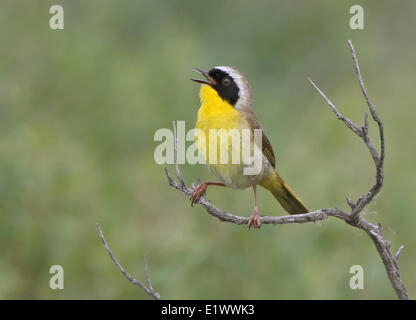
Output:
[{"xmin": 191, "ymin": 68, "xmax": 214, "ymax": 85}]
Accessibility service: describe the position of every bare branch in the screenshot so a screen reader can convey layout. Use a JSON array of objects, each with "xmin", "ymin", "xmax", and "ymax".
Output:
[
  {"xmin": 362, "ymin": 112, "xmax": 380, "ymax": 166},
  {"xmin": 165, "ymin": 41, "xmax": 409, "ymax": 300},
  {"xmin": 166, "ymin": 167, "xmax": 348, "ymax": 225},
  {"xmin": 346, "ymin": 197, "xmax": 356, "ymax": 210},
  {"xmin": 96, "ymin": 223, "xmax": 161, "ymax": 300},
  {"xmin": 306, "ymin": 77, "xmax": 363, "ymax": 137},
  {"xmin": 348, "ymin": 41, "xmax": 384, "ymax": 133},
  {"xmin": 347, "ymin": 41, "xmax": 385, "ymax": 222}
]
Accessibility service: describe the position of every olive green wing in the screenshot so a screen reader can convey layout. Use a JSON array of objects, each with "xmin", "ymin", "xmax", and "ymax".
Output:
[
  {"xmin": 245, "ymin": 113, "xmax": 276, "ymax": 169},
  {"xmin": 261, "ymin": 130, "xmax": 276, "ymax": 168}
]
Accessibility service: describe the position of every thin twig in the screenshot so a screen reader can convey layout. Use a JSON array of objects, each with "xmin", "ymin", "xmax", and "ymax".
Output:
[
  {"xmin": 346, "ymin": 197, "xmax": 356, "ymax": 210},
  {"xmin": 165, "ymin": 41, "xmax": 409, "ymax": 300},
  {"xmin": 143, "ymin": 255, "xmax": 154, "ymax": 291},
  {"xmin": 395, "ymin": 246, "xmax": 404, "ymax": 261},
  {"xmin": 96, "ymin": 223, "xmax": 161, "ymax": 300},
  {"xmin": 347, "ymin": 40, "xmax": 385, "ymax": 222},
  {"xmin": 306, "ymin": 77, "xmax": 363, "ymax": 137},
  {"xmin": 172, "ymin": 120, "xmax": 185, "ymax": 186}
]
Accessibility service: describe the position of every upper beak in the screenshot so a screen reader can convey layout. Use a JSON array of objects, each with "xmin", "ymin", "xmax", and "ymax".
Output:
[{"xmin": 191, "ymin": 68, "xmax": 214, "ymax": 85}]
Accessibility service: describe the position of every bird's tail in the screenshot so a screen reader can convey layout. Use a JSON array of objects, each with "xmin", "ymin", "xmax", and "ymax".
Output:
[{"xmin": 260, "ymin": 170, "xmax": 309, "ymax": 214}]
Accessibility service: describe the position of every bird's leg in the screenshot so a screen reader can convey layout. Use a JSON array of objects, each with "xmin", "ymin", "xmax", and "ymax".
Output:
[
  {"xmin": 247, "ymin": 184, "xmax": 261, "ymax": 229},
  {"xmin": 190, "ymin": 182, "xmax": 226, "ymax": 207}
]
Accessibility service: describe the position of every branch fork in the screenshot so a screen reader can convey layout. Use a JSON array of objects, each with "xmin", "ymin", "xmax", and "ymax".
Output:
[{"xmin": 96, "ymin": 223, "xmax": 161, "ymax": 300}]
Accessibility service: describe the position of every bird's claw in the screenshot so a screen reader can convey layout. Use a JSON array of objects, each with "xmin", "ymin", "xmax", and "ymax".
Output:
[
  {"xmin": 247, "ymin": 210, "xmax": 261, "ymax": 230},
  {"xmin": 190, "ymin": 183, "xmax": 207, "ymax": 207}
]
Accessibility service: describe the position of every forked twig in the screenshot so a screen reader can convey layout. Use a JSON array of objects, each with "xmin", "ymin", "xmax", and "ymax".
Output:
[{"xmin": 96, "ymin": 223, "xmax": 161, "ymax": 300}]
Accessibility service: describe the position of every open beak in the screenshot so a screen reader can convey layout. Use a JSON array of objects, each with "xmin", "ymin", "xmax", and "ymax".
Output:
[{"xmin": 191, "ymin": 68, "xmax": 215, "ymax": 86}]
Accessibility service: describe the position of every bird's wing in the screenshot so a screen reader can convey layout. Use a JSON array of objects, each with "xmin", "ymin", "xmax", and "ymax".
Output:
[
  {"xmin": 244, "ymin": 112, "xmax": 276, "ymax": 169},
  {"xmin": 261, "ymin": 130, "xmax": 276, "ymax": 168}
]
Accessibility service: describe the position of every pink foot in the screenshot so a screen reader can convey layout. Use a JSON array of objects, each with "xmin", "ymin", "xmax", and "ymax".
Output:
[
  {"xmin": 190, "ymin": 183, "xmax": 208, "ymax": 207},
  {"xmin": 247, "ymin": 209, "xmax": 261, "ymax": 229}
]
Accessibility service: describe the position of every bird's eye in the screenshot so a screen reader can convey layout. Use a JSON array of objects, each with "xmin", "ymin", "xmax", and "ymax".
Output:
[{"xmin": 222, "ymin": 77, "xmax": 231, "ymax": 86}]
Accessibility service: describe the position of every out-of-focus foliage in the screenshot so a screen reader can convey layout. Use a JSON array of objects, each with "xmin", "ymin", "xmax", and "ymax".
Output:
[{"xmin": 0, "ymin": 0, "xmax": 415, "ymax": 299}]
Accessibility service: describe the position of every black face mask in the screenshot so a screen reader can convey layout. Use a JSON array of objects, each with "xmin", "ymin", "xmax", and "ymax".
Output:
[{"xmin": 208, "ymin": 68, "xmax": 240, "ymax": 106}]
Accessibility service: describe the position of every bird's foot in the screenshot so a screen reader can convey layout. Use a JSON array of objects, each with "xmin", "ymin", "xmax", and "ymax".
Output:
[
  {"xmin": 190, "ymin": 182, "xmax": 208, "ymax": 207},
  {"xmin": 247, "ymin": 209, "xmax": 261, "ymax": 230}
]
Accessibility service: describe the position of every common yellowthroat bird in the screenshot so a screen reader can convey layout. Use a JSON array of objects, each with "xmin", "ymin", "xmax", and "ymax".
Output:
[{"xmin": 190, "ymin": 66, "xmax": 308, "ymax": 228}]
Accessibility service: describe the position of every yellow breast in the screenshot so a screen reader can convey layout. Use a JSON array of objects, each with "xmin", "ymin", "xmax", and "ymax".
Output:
[
  {"xmin": 196, "ymin": 85, "xmax": 243, "ymax": 130},
  {"xmin": 195, "ymin": 85, "xmax": 252, "ymax": 188}
]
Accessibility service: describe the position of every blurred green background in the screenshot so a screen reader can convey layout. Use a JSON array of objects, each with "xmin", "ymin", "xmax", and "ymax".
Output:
[{"xmin": 0, "ymin": 0, "xmax": 415, "ymax": 299}]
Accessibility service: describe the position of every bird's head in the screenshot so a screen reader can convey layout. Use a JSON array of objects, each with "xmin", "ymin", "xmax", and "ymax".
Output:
[{"xmin": 191, "ymin": 66, "xmax": 253, "ymax": 111}]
